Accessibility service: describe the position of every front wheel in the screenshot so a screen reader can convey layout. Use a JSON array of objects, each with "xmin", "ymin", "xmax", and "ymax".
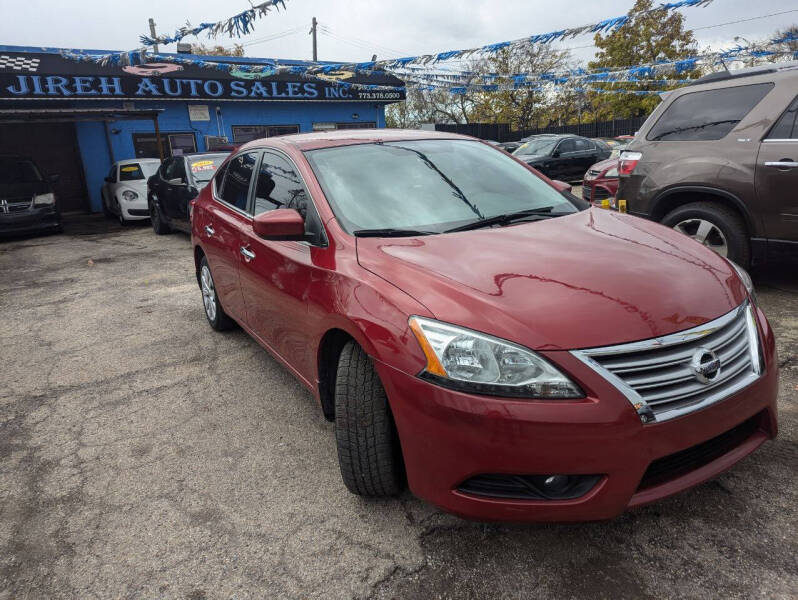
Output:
[
  {"xmin": 334, "ymin": 341, "xmax": 404, "ymax": 497},
  {"xmin": 662, "ymin": 202, "xmax": 750, "ymax": 268},
  {"xmin": 199, "ymin": 256, "xmax": 235, "ymax": 331}
]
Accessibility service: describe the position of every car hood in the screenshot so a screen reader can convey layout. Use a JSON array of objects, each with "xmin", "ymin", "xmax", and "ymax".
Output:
[
  {"xmin": 356, "ymin": 208, "xmax": 746, "ymax": 351},
  {"xmin": 0, "ymin": 181, "xmax": 51, "ymax": 198}
]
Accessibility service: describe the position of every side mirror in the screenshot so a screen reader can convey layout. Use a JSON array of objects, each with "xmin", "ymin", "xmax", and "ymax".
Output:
[
  {"xmin": 552, "ymin": 150, "xmax": 561, "ymax": 158},
  {"xmin": 253, "ymin": 208, "xmax": 307, "ymax": 241},
  {"xmin": 48, "ymin": 174, "xmax": 61, "ymax": 184},
  {"xmin": 167, "ymin": 177, "xmax": 186, "ymax": 186},
  {"xmin": 551, "ymin": 180, "xmax": 572, "ymax": 194}
]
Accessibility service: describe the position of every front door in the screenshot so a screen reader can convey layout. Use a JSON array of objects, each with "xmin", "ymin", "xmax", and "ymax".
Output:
[
  {"xmin": 756, "ymin": 95, "xmax": 798, "ymax": 247},
  {"xmin": 237, "ymin": 150, "xmax": 324, "ymax": 381},
  {"xmin": 160, "ymin": 157, "xmax": 193, "ymax": 230}
]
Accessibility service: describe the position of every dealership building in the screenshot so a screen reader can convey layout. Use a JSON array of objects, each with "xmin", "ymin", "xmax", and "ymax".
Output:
[{"xmin": 0, "ymin": 45, "xmax": 405, "ymax": 213}]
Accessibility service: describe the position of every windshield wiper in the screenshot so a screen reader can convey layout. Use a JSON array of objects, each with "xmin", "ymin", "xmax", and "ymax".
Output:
[
  {"xmin": 444, "ymin": 207, "xmax": 563, "ymax": 233},
  {"xmin": 352, "ymin": 228, "xmax": 437, "ymax": 238}
]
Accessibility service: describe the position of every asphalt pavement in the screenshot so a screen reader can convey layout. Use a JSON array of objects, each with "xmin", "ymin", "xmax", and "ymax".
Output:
[{"xmin": 0, "ymin": 216, "xmax": 795, "ymax": 599}]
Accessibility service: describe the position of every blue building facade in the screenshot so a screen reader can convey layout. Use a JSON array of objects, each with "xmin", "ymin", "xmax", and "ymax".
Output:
[{"xmin": 0, "ymin": 46, "xmax": 404, "ymax": 213}]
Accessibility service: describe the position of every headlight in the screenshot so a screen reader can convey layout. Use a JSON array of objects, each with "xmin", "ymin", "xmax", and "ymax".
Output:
[
  {"xmin": 33, "ymin": 192, "xmax": 55, "ymax": 207},
  {"xmin": 408, "ymin": 316, "xmax": 583, "ymax": 399},
  {"xmin": 728, "ymin": 260, "xmax": 757, "ymax": 304},
  {"xmin": 121, "ymin": 190, "xmax": 139, "ymax": 202}
]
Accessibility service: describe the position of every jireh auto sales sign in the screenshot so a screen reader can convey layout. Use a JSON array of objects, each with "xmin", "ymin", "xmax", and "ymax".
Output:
[{"xmin": 0, "ymin": 51, "xmax": 406, "ymax": 102}]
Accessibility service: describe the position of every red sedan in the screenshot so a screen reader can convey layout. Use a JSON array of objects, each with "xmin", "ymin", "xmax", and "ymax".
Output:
[
  {"xmin": 582, "ymin": 157, "xmax": 620, "ymax": 208},
  {"xmin": 191, "ymin": 130, "xmax": 778, "ymax": 522}
]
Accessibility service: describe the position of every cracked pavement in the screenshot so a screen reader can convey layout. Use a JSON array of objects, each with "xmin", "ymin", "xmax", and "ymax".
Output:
[{"xmin": 1, "ymin": 216, "xmax": 796, "ymax": 599}]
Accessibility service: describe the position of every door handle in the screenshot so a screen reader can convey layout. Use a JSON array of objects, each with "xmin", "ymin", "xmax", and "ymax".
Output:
[
  {"xmin": 765, "ymin": 160, "xmax": 798, "ymax": 169},
  {"xmin": 204, "ymin": 225, "xmax": 215, "ymax": 236},
  {"xmin": 240, "ymin": 246, "xmax": 256, "ymax": 261}
]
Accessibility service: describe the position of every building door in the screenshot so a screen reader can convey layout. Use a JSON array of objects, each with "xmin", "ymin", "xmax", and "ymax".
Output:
[{"xmin": 0, "ymin": 122, "xmax": 88, "ymax": 212}]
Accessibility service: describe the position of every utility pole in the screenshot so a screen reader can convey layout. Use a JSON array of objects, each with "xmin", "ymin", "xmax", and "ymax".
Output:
[
  {"xmin": 310, "ymin": 17, "xmax": 318, "ymax": 61},
  {"xmin": 148, "ymin": 18, "xmax": 159, "ymax": 54}
]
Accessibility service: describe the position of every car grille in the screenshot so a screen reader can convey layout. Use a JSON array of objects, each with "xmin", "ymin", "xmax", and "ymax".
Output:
[
  {"xmin": 637, "ymin": 412, "xmax": 762, "ymax": 490},
  {"xmin": 587, "ymin": 169, "xmax": 602, "ymax": 177},
  {"xmin": 572, "ymin": 302, "xmax": 762, "ymax": 423},
  {"xmin": 592, "ymin": 187, "xmax": 610, "ymax": 201},
  {"xmin": 0, "ymin": 196, "xmax": 32, "ymax": 213}
]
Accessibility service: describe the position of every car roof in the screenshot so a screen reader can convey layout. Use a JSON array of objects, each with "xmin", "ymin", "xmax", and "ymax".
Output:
[
  {"xmin": 236, "ymin": 128, "xmax": 473, "ymax": 152},
  {"xmin": 688, "ymin": 59, "xmax": 798, "ymax": 87},
  {"xmin": 115, "ymin": 158, "xmax": 160, "ymax": 165},
  {"xmin": 181, "ymin": 152, "xmax": 230, "ymax": 160}
]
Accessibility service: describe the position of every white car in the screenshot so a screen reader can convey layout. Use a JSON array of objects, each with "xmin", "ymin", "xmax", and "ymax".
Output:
[{"xmin": 101, "ymin": 159, "xmax": 161, "ymax": 224}]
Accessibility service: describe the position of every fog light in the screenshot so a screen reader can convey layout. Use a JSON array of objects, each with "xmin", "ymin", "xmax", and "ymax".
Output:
[
  {"xmin": 457, "ymin": 473, "xmax": 602, "ymax": 500},
  {"xmin": 544, "ymin": 475, "xmax": 570, "ymax": 493}
]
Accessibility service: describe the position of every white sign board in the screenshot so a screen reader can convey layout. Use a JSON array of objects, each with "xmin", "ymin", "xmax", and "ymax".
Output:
[{"xmin": 188, "ymin": 105, "xmax": 210, "ymax": 121}]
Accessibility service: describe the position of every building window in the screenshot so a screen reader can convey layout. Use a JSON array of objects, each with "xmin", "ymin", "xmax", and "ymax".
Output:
[
  {"xmin": 132, "ymin": 132, "xmax": 197, "ymax": 159},
  {"xmin": 312, "ymin": 122, "xmax": 377, "ymax": 131},
  {"xmin": 231, "ymin": 125, "xmax": 300, "ymax": 144}
]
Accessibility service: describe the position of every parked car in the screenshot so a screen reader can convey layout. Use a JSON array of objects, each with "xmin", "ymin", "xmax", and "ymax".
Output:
[
  {"xmin": 617, "ymin": 60, "xmax": 798, "ymax": 268},
  {"xmin": 0, "ymin": 154, "xmax": 61, "ymax": 236},
  {"xmin": 191, "ymin": 129, "xmax": 777, "ymax": 522},
  {"xmin": 582, "ymin": 157, "xmax": 619, "ymax": 207},
  {"xmin": 513, "ymin": 134, "xmax": 611, "ymax": 182},
  {"xmin": 102, "ymin": 159, "xmax": 161, "ymax": 224},
  {"xmin": 147, "ymin": 152, "xmax": 228, "ymax": 234}
]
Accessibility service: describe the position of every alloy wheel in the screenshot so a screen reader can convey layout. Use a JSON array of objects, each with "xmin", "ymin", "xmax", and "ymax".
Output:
[
  {"xmin": 673, "ymin": 218, "xmax": 728, "ymax": 257},
  {"xmin": 200, "ymin": 265, "xmax": 217, "ymax": 322}
]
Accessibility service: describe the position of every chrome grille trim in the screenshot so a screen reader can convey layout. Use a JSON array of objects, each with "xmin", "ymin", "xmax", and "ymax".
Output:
[{"xmin": 571, "ymin": 302, "xmax": 762, "ymax": 424}]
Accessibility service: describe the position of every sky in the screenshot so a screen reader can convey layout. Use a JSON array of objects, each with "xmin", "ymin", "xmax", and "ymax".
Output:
[{"xmin": 0, "ymin": 0, "xmax": 795, "ymax": 64}]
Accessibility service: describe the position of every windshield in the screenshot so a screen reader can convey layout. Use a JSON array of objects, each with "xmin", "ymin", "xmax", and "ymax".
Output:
[
  {"xmin": 305, "ymin": 139, "xmax": 577, "ymax": 234},
  {"xmin": 119, "ymin": 162, "xmax": 159, "ymax": 181},
  {"xmin": 512, "ymin": 138, "xmax": 558, "ymax": 157},
  {"xmin": 188, "ymin": 155, "xmax": 227, "ymax": 185},
  {"xmin": 0, "ymin": 158, "xmax": 42, "ymax": 184}
]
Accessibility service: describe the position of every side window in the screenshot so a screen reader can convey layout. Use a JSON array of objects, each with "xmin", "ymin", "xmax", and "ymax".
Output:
[
  {"xmin": 648, "ymin": 83, "xmax": 774, "ymax": 141},
  {"xmin": 214, "ymin": 162, "xmax": 229, "ymax": 197},
  {"xmin": 573, "ymin": 139, "xmax": 592, "ymax": 152},
  {"xmin": 165, "ymin": 159, "xmax": 183, "ymax": 182},
  {"xmin": 159, "ymin": 158, "xmax": 173, "ymax": 180},
  {"xmin": 767, "ymin": 96, "xmax": 798, "ymax": 140},
  {"xmin": 253, "ymin": 152, "xmax": 307, "ymax": 216},
  {"xmin": 558, "ymin": 139, "xmax": 576, "ymax": 154},
  {"xmin": 220, "ymin": 152, "xmax": 257, "ymax": 211},
  {"xmin": 172, "ymin": 158, "xmax": 186, "ymax": 182}
]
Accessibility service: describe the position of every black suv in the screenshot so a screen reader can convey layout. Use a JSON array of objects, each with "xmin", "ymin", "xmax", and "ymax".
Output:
[
  {"xmin": 618, "ymin": 61, "xmax": 798, "ymax": 268},
  {"xmin": 513, "ymin": 134, "xmax": 611, "ymax": 183},
  {"xmin": 0, "ymin": 154, "xmax": 61, "ymax": 236},
  {"xmin": 148, "ymin": 152, "xmax": 228, "ymax": 234}
]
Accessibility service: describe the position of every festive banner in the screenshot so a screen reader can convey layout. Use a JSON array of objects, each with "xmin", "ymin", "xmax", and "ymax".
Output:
[{"xmin": 140, "ymin": 1, "xmax": 288, "ymax": 46}]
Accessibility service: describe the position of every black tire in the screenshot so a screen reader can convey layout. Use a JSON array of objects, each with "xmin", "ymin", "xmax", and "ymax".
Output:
[
  {"xmin": 101, "ymin": 190, "xmax": 113, "ymax": 218},
  {"xmin": 199, "ymin": 256, "xmax": 236, "ymax": 331},
  {"xmin": 662, "ymin": 201, "xmax": 750, "ymax": 269},
  {"xmin": 150, "ymin": 197, "xmax": 171, "ymax": 235},
  {"xmin": 334, "ymin": 341, "xmax": 403, "ymax": 497}
]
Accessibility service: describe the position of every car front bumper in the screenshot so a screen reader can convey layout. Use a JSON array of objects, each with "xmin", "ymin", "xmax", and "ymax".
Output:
[
  {"xmin": 119, "ymin": 196, "xmax": 149, "ymax": 220},
  {"xmin": 0, "ymin": 206, "xmax": 61, "ymax": 235},
  {"xmin": 377, "ymin": 307, "xmax": 778, "ymax": 522}
]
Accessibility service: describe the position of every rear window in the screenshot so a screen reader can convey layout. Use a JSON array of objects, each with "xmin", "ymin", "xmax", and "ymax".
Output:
[
  {"xmin": 647, "ymin": 83, "xmax": 773, "ymax": 142},
  {"xmin": 767, "ymin": 95, "xmax": 798, "ymax": 139},
  {"xmin": 119, "ymin": 162, "xmax": 158, "ymax": 181}
]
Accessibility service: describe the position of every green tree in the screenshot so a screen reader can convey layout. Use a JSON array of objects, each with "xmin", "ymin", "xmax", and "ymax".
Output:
[{"xmin": 588, "ymin": 0, "xmax": 696, "ymax": 119}]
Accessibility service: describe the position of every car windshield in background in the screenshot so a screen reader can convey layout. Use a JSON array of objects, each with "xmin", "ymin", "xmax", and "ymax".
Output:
[
  {"xmin": 513, "ymin": 139, "xmax": 558, "ymax": 156},
  {"xmin": 119, "ymin": 162, "xmax": 159, "ymax": 181},
  {"xmin": 0, "ymin": 158, "xmax": 42, "ymax": 184},
  {"xmin": 189, "ymin": 155, "xmax": 227, "ymax": 185},
  {"xmin": 306, "ymin": 139, "xmax": 577, "ymax": 234}
]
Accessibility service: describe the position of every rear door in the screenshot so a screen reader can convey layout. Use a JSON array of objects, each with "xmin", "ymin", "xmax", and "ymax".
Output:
[
  {"xmin": 756, "ymin": 94, "xmax": 798, "ymax": 245},
  {"xmin": 201, "ymin": 152, "xmax": 259, "ymax": 324}
]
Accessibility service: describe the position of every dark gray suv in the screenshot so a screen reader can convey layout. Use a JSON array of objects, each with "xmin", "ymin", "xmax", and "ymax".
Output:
[{"xmin": 617, "ymin": 61, "xmax": 798, "ymax": 269}]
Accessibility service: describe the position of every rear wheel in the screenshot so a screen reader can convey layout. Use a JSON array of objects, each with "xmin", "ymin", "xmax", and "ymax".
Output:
[
  {"xmin": 334, "ymin": 341, "xmax": 403, "ymax": 497},
  {"xmin": 150, "ymin": 197, "xmax": 171, "ymax": 235},
  {"xmin": 199, "ymin": 256, "xmax": 235, "ymax": 331},
  {"xmin": 662, "ymin": 201, "xmax": 750, "ymax": 268}
]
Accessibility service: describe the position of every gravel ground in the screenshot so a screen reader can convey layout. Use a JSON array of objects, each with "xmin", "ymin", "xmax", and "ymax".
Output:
[{"xmin": 0, "ymin": 216, "xmax": 795, "ymax": 599}]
